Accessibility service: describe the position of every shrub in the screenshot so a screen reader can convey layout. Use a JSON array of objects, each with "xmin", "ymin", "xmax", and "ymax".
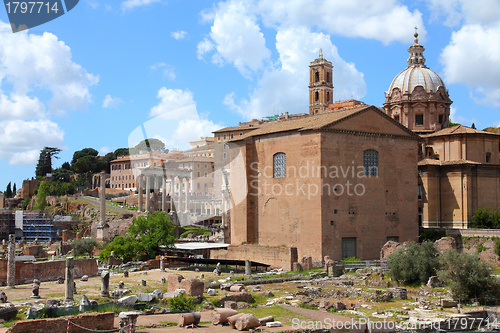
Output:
[
  {"xmin": 471, "ymin": 208, "xmax": 500, "ymax": 229},
  {"xmin": 387, "ymin": 241, "xmax": 439, "ymax": 285},
  {"xmin": 438, "ymin": 249, "xmax": 500, "ymax": 303},
  {"xmin": 169, "ymin": 293, "xmax": 195, "ymax": 312}
]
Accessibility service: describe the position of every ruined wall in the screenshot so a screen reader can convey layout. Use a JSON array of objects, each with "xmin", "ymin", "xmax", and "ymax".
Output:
[
  {"xmin": 0, "ymin": 258, "xmax": 97, "ymax": 285},
  {"xmin": 7, "ymin": 312, "xmax": 114, "ymax": 333},
  {"xmin": 210, "ymin": 244, "xmax": 297, "ymax": 270}
]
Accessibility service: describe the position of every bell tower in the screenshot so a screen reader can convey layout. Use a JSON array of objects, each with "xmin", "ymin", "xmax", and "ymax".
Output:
[{"xmin": 309, "ymin": 49, "xmax": 333, "ymax": 115}]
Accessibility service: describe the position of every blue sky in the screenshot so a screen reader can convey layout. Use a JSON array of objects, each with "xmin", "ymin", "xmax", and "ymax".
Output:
[{"xmin": 1, "ymin": 0, "xmax": 500, "ymax": 191}]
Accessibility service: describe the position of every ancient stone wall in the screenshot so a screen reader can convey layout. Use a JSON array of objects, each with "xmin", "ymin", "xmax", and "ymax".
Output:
[
  {"xmin": 0, "ymin": 258, "xmax": 97, "ymax": 285},
  {"xmin": 6, "ymin": 311, "xmax": 114, "ymax": 333},
  {"xmin": 210, "ymin": 244, "xmax": 298, "ymax": 270}
]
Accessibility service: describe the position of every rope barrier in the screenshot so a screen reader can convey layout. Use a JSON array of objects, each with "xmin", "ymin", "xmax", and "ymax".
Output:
[{"xmin": 67, "ymin": 319, "xmax": 120, "ymax": 333}]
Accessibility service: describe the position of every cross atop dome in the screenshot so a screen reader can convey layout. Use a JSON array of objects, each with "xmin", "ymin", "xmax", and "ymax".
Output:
[{"xmin": 407, "ymin": 27, "xmax": 425, "ymax": 66}]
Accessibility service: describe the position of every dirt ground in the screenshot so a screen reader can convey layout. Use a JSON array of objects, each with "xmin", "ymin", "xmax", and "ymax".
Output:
[{"xmin": 1, "ymin": 268, "xmax": 359, "ymax": 333}]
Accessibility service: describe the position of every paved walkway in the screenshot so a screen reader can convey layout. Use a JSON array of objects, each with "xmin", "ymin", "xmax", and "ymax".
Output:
[{"xmin": 79, "ymin": 195, "xmax": 139, "ymax": 216}]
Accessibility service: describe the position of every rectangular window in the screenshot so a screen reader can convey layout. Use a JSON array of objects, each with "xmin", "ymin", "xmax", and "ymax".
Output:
[
  {"xmin": 218, "ymin": 134, "xmax": 221, "ymax": 141},
  {"xmin": 230, "ymin": 133, "xmax": 234, "ymax": 139},
  {"xmin": 223, "ymin": 134, "xmax": 227, "ymax": 140},
  {"xmin": 197, "ymin": 172, "xmax": 200, "ymax": 177},
  {"xmin": 438, "ymin": 114, "xmax": 444, "ymax": 124},
  {"xmin": 418, "ymin": 184, "xmax": 423, "ymax": 200},
  {"xmin": 415, "ymin": 114, "xmax": 424, "ymax": 125},
  {"xmin": 223, "ymin": 152, "xmax": 227, "ymax": 159}
]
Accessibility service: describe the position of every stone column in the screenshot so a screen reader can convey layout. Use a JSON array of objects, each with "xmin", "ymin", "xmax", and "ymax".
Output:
[
  {"xmin": 101, "ymin": 270, "xmax": 110, "ymax": 297},
  {"xmin": 169, "ymin": 179, "xmax": 173, "ymax": 212},
  {"xmin": 145, "ymin": 175, "xmax": 150, "ymax": 213},
  {"xmin": 160, "ymin": 256, "xmax": 165, "ymax": 272},
  {"xmin": 184, "ymin": 179, "xmax": 189, "ymax": 212},
  {"xmin": 97, "ymin": 171, "xmax": 106, "ymax": 241},
  {"xmin": 138, "ymin": 174, "xmax": 143, "ymax": 212},
  {"xmin": 65, "ymin": 257, "xmax": 75, "ymax": 302},
  {"xmin": 162, "ymin": 178, "xmax": 167, "ymax": 212},
  {"xmin": 6, "ymin": 234, "xmax": 15, "ymax": 289},
  {"xmin": 245, "ymin": 260, "xmax": 252, "ymax": 276}
]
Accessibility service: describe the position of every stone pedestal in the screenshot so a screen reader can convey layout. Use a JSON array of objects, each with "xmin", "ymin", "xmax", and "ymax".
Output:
[
  {"xmin": 118, "ymin": 311, "xmax": 140, "ymax": 333},
  {"xmin": 101, "ymin": 270, "xmax": 110, "ymax": 297}
]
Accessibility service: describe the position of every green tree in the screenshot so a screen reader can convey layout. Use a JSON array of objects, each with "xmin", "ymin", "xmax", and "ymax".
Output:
[
  {"xmin": 388, "ymin": 241, "xmax": 439, "ymax": 285},
  {"xmin": 130, "ymin": 138, "xmax": 167, "ymax": 154},
  {"xmin": 35, "ymin": 147, "xmax": 61, "ymax": 178},
  {"xmin": 114, "ymin": 148, "xmax": 129, "ymax": 157},
  {"xmin": 99, "ymin": 212, "xmax": 177, "ymax": 261},
  {"xmin": 12, "ymin": 183, "xmax": 16, "ymax": 196},
  {"xmin": 438, "ymin": 250, "xmax": 500, "ymax": 303},
  {"xmin": 34, "ymin": 181, "xmax": 49, "ymax": 210},
  {"xmin": 5, "ymin": 182, "xmax": 12, "ymax": 198},
  {"xmin": 71, "ymin": 148, "xmax": 99, "ymax": 164},
  {"xmin": 71, "ymin": 238, "xmax": 99, "ymax": 258},
  {"xmin": 98, "ymin": 236, "xmax": 135, "ymax": 262},
  {"xmin": 52, "ymin": 167, "xmax": 73, "ymax": 183},
  {"xmin": 71, "ymin": 155, "xmax": 106, "ymax": 174}
]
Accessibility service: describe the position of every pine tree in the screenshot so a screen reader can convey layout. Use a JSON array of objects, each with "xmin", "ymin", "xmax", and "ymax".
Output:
[
  {"xmin": 5, "ymin": 182, "xmax": 12, "ymax": 198},
  {"xmin": 35, "ymin": 147, "xmax": 61, "ymax": 178}
]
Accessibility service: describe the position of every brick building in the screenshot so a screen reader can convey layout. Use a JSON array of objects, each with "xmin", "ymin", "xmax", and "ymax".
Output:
[
  {"xmin": 383, "ymin": 29, "xmax": 500, "ymax": 228},
  {"xmin": 212, "ymin": 50, "xmax": 420, "ymax": 265}
]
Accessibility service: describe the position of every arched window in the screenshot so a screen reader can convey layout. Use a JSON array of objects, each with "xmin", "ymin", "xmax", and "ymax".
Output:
[
  {"xmin": 363, "ymin": 150, "xmax": 378, "ymax": 176},
  {"xmin": 273, "ymin": 152, "xmax": 286, "ymax": 178},
  {"xmin": 315, "ymin": 71, "xmax": 320, "ymax": 82},
  {"xmin": 315, "ymin": 91, "xmax": 319, "ymax": 102}
]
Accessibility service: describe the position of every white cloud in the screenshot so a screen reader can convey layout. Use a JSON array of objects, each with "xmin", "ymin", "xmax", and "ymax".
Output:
[
  {"xmin": 197, "ymin": 38, "xmax": 215, "ymax": 60},
  {"xmin": 450, "ymin": 106, "xmax": 476, "ymax": 126},
  {"xmin": 0, "ymin": 21, "xmax": 98, "ymax": 115},
  {"xmin": 441, "ymin": 23, "xmax": 500, "ymax": 105},
  {"xmin": 424, "ymin": 0, "xmax": 500, "ymax": 27},
  {"xmin": 121, "ymin": 0, "xmax": 160, "ymax": 11},
  {"xmin": 0, "ymin": 20, "xmax": 96, "ymax": 165},
  {"xmin": 0, "ymin": 120, "xmax": 65, "ymax": 165},
  {"xmin": 225, "ymin": 26, "xmax": 366, "ymax": 120},
  {"xmin": 102, "ymin": 95, "xmax": 123, "ymax": 108},
  {"xmin": 256, "ymin": 0, "xmax": 424, "ymax": 45},
  {"xmin": 129, "ymin": 88, "xmax": 221, "ymax": 151},
  {"xmin": 100, "ymin": 146, "xmax": 112, "ymax": 155},
  {"xmin": 150, "ymin": 62, "xmax": 175, "ymax": 80},
  {"xmin": 171, "ymin": 31, "xmax": 188, "ymax": 40},
  {"xmin": 197, "ymin": 0, "xmax": 270, "ymax": 76}
]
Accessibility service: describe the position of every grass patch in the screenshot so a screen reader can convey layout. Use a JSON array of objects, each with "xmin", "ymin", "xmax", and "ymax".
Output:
[{"xmin": 238, "ymin": 305, "xmax": 310, "ymax": 325}]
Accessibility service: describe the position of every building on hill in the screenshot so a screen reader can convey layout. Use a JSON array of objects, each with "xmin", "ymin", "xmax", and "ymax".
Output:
[{"xmin": 383, "ymin": 28, "xmax": 500, "ymax": 228}]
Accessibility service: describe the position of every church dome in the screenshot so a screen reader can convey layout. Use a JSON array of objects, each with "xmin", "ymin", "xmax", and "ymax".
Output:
[
  {"xmin": 388, "ymin": 66, "xmax": 445, "ymax": 94},
  {"xmin": 386, "ymin": 29, "xmax": 446, "ymax": 95}
]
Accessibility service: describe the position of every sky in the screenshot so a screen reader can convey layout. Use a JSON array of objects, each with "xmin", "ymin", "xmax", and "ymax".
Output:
[{"xmin": 0, "ymin": 0, "xmax": 500, "ymax": 191}]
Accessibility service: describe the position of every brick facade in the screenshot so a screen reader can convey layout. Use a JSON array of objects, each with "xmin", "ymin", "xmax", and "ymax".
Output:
[
  {"xmin": 228, "ymin": 106, "xmax": 419, "ymax": 264},
  {"xmin": 6, "ymin": 312, "xmax": 114, "ymax": 333},
  {"xmin": 0, "ymin": 258, "xmax": 97, "ymax": 285}
]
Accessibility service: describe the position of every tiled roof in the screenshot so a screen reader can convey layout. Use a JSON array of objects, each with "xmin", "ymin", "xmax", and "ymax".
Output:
[
  {"xmin": 213, "ymin": 124, "xmax": 262, "ymax": 133},
  {"xmin": 422, "ymin": 125, "xmax": 500, "ymax": 138},
  {"xmin": 418, "ymin": 158, "xmax": 480, "ymax": 166},
  {"xmin": 231, "ymin": 105, "xmax": 416, "ymax": 141}
]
